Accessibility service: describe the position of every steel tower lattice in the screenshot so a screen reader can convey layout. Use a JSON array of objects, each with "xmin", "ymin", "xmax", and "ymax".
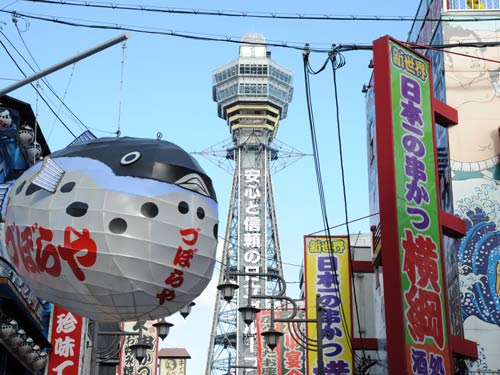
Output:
[{"xmin": 205, "ymin": 33, "xmax": 293, "ymax": 375}]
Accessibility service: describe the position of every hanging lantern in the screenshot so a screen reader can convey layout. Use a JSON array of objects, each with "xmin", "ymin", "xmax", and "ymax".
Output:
[
  {"xmin": 31, "ymin": 352, "xmax": 48, "ymax": 371},
  {"xmin": 25, "ymin": 141, "xmax": 42, "ymax": 162},
  {"xmin": 0, "ymin": 319, "xmax": 18, "ymax": 340},
  {"xmin": 4, "ymin": 137, "xmax": 218, "ymax": 322},
  {"xmin": 9, "ymin": 329, "xmax": 26, "ymax": 348},
  {"xmin": 0, "ymin": 106, "xmax": 12, "ymax": 128},
  {"xmin": 18, "ymin": 124, "xmax": 34, "ymax": 147},
  {"xmin": 18, "ymin": 337, "xmax": 34, "ymax": 356}
]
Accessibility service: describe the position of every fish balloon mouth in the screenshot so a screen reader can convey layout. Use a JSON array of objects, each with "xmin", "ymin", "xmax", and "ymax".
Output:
[{"xmin": 175, "ymin": 173, "xmax": 212, "ymax": 197}]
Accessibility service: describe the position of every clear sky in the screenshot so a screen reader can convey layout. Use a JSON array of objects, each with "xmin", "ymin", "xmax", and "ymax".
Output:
[{"xmin": 0, "ymin": 0, "xmax": 418, "ymax": 373}]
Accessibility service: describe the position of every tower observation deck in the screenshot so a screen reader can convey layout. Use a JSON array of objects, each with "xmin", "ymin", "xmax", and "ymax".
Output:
[{"xmin": 205, "ymin": 33, "xmax": 293, "ymax": 375}]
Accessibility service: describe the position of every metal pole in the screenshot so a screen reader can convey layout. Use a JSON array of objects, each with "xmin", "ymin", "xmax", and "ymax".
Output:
[
  {"xmin": 316, "ymin": 294, "xmax": 324, "ymax": 375},
  {"xmin": 0, "ymin": 33, "xmax": 129, "ymax": 96},
  {"xmin": 90, "ymin": 320, "xmax": 100, "ymax": 375}
]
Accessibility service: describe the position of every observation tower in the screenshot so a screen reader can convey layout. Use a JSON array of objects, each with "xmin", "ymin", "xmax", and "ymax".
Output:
[{"xmin": 205, "ymin": 33, "xmax": 293, "ymax": 375}]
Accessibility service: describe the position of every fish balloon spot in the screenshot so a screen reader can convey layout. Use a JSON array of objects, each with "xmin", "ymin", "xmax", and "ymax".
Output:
[
  {"xmin": 213, "ymin": 223, "xmax": 218, "ymax": 239},
  {"xmin": 66, "ymin": 202, "xmax": 89, "ymax": 217},
  {"xmin": 109, "ymin": 218, "xmax": 127, "ymax": 234},
  {"xmin": 15, "ymin": 180, "xmax": 26, "ymax": 195},
  {"xmin": 141, "ymin": 202, "xmax": 159, "ymax": 218},
  {"xmin": 197, "ymin": 207, "xmax": 205, "ymax": 220},
  {"xmin": 178, "ymin": 201, "xmax": 189, "ymax": 214},
  {"xmin": 25, "ymin": 183, "xmax": 42, "ymax": 196},
  {"xmin": 60, "ymin": 182, "xmax": 76, "ymax": 193}
]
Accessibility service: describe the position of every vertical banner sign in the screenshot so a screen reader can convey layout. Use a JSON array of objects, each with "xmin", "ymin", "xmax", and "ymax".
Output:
[
  {"xmin": 118, "ymin": 321, "xmax": 159, "ymax": 375},
  {"xmin": 256, "ymin": 310, "xmax": 306, "ymax": 375},
  {"xmin": 256, "ymin": 310, "xmax": 283, "ymax": 375},
  {"xmin": 373, "ymin": 35, "xmax": 454, "ymax": 374},
  {"xmin": 46, "ymin": 305, "xmax": 84, "ymax": 375},
  {"xmin": 304, "ymin": 236, "xmax": 353, "ymax": 375},
  {"xmin": 159, "ymin": 358, "xmax": 186, "ymax": 375}
]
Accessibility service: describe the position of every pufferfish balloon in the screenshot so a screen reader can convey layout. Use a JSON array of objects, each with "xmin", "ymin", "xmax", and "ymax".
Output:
[{"xmin": 3, "ymin": 137, "xmax": 218, "ymax": 322}]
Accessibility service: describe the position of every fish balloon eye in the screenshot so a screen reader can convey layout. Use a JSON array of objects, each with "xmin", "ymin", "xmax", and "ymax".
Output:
[{"xmin": 120, "ymin": 151, "xmax": 141, "ymax": 165}]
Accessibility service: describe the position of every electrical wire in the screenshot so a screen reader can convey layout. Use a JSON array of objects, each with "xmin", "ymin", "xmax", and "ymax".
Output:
[
  {"xmin": 330, "ymin": 49, "xmax": 368, "ymax": 360},
  {"xmin": 303, "ymin": 48, "xmax": 358, "ymax": 362},
  {"xmin": 5, "ymin": 18, "xmax": 130, "ymax": 136},
  {"xmin": 10, "ymin": 20, "xmax": 84, "ymax": 150},
  {"xmin": 23, "ymin": 0, "xmax": 500, "ymax": 23},
  {"xmin": 6, "ymin": 27, "xmax": 87, "ymax": 133},
  {"xmin": 406, "ymin": 40, "xmax": 500, "ymax": 64},
  {"xmin": 0, "ymin": 35, "xmax": 77, "ymax": 138},
  {"xmin": 1, "ymin": 27, "xmax": 86, "ymax": 136},
  {"xmin": 0, "ymin": 9, "xmax": 372, "ymax": 53},
  {"xmin": 115, "ymin": 40, "xmax": 126, "ymax": 137},
  {"xmin": 4, "ymin": 9, "xmax": 500, "ymax": 56},
  {"xmin": 307, "ymin": 212, "xmax": 379, "ymax": 236}
]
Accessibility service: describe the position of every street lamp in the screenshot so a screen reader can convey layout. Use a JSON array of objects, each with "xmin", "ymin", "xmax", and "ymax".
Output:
[
  {"xmin": 217, "ymin": 280, "xmax": 239, "ymax": 302},
  {"xmin": 260, "ymin": 325, "xmax": 283, "ymax": 351},
  {"xmin": 180, "ymin": 301, "xmax": 196, "ymax": 319},
  {"xmin": 153, "ymin": 318, "xmax": 174, "ymax": 341},
  {"xmin": 128, "ymin": 340, "xmax": 152, "ymax": 363},
  {"xmin": 218, "ymin": 272, "xmax": 326, "ymax": 375},
  {"xmin": 91, "ymin": 319, "xmax": 173, "ymax": 375}
]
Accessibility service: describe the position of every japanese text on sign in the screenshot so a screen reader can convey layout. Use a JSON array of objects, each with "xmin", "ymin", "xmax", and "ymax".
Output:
[
  {"xmin": 243, "ymin": 168, "xmax": 262, "ymax": 265},
  {"xmin": 156, "ymin": 227, "xmax": 199, "ymax": 304},
  {"xmin": 47, "ymin": 306, "xmax": 83, "ymax": 375},
  {"xmin": 317, "ymin": 256, "xmax": 350, "ymax": 374},
  {"xmin": 389, "ymin": 38, "xmax": 451, "ymax": 374},
  {"xmin": 391, "ymin": 46, "xmax": 428, "ymax": 82},
  {"xmin": 398, "ymin": 75, "xmax": 444, "ymax": 349},
  {"xmin": 5, "ymin": 222, "xmax": 97, "ymax": 281},
  {"xmin": 304, "ymin": 236, "xmax": 353, "ymax": 375}
]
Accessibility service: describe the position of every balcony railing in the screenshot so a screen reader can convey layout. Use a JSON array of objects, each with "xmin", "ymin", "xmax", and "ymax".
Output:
[{"xmin": 447, "ymin": 0, "xmax": 500, "ymax": 10}]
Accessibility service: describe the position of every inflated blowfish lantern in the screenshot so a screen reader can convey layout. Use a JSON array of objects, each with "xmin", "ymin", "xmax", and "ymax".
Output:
[{"xmin": 3, "ymin": 137, "xmax": 218, "ymax": 322}]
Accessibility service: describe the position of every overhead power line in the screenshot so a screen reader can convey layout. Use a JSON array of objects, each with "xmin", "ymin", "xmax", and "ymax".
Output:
[
  {"xmin": 5, "ymin": 10, "xmax": 500, "ymax": 55},
  {"xmin": 0, "ymin": 35, "xmax": 78, "ymax": 138},
  {"xmin": 1, "ymin": 10, "xmax": 373, "ymax": 53},
  {"xmin": 23, "ymin": 0, "xmax": 500, "ymax": 23}
]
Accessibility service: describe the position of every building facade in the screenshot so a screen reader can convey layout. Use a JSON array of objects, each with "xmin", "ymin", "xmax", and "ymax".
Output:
[
  {"xmin": 409, "ymin": 1, "xmax": 500, "ymax": 373},
  {"xmin": 366, "ymin": 0, "xmax": 500, "ymax": 373},
  {"xmin": 0, "ymin": 96, "xmax": 51, "ymax": 375}
]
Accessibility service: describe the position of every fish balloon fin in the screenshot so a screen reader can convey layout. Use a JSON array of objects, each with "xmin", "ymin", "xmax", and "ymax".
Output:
[
  {"xmin": 0, "ymin": 182, "xmax": 13, "ymax": 221},
  {"xmin": 175, "ymin": 173, "xmax": 210, "ymax": 197},
  {"xmin": 31, "ymin": 157, "xmax": 65, "ymax": 193},
  {"xmin": 66, "ymin": 130, "xmax": 97, "ymax": 147}
]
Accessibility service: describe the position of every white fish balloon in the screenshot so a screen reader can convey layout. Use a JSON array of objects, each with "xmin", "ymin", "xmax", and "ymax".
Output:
[{"xmin": 3, "ymin": 137, "xmax": 218, "ymax": 322}]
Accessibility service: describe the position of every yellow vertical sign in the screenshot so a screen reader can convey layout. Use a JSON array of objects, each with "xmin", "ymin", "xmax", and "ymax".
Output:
[{"xmin": 304, "ymin": 236, "xmax": 353, "ymax": 374}]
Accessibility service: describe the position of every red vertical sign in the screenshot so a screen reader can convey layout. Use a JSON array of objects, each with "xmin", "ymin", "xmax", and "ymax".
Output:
[
  {"xmin": 46, "ymin": 305, "xmax": 84, "ymax": 375},
  {"xmin": 256, "ymin": 310, "xmax": 306, "ymax": 375},
  {"xmin": 372, "ymin": 35, "xmax": 455, "ymax": 374}
]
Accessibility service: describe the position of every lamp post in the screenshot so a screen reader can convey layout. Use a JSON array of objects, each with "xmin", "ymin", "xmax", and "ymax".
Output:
[
  {"xmin": 217, "ymin": 273, "xmax": 326, "ymax": 375},
  {"xmin": 90, "ymin": 317, "xmax": 174, "ymax": 375},
  {"xmin": 224, "ymin": 351, "xmax": 257, "ymax": 375}
]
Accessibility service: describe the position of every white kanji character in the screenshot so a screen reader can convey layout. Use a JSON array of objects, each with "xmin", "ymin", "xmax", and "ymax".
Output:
[
  {"xmin": 244, "ymin": 169, "xmax": 261, "ymax": 183},
  {"xmin": 243, "ymin": 233, "xmax": 261, "ymax": 248},
  {"xmin": 245, "ymin": 202, "xmax": 259, "ymax": 215},
  {"xmin": 244, "ymin": 186, "xmax": 261, "ymax": 200},
  {"xmin": 244, "ymin": 216, "xmax": 261, "ymax": 232},
  {"xmin": 54, "ymin": 336, "xmax": 76, "ymax": 358},
  {"xmin": 52, "ymin": 360, "xmax": 73, "ymax": 375},
  {"xmin": 56, "ymin": 312, "xmax": 77, "ymax": 334}
]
